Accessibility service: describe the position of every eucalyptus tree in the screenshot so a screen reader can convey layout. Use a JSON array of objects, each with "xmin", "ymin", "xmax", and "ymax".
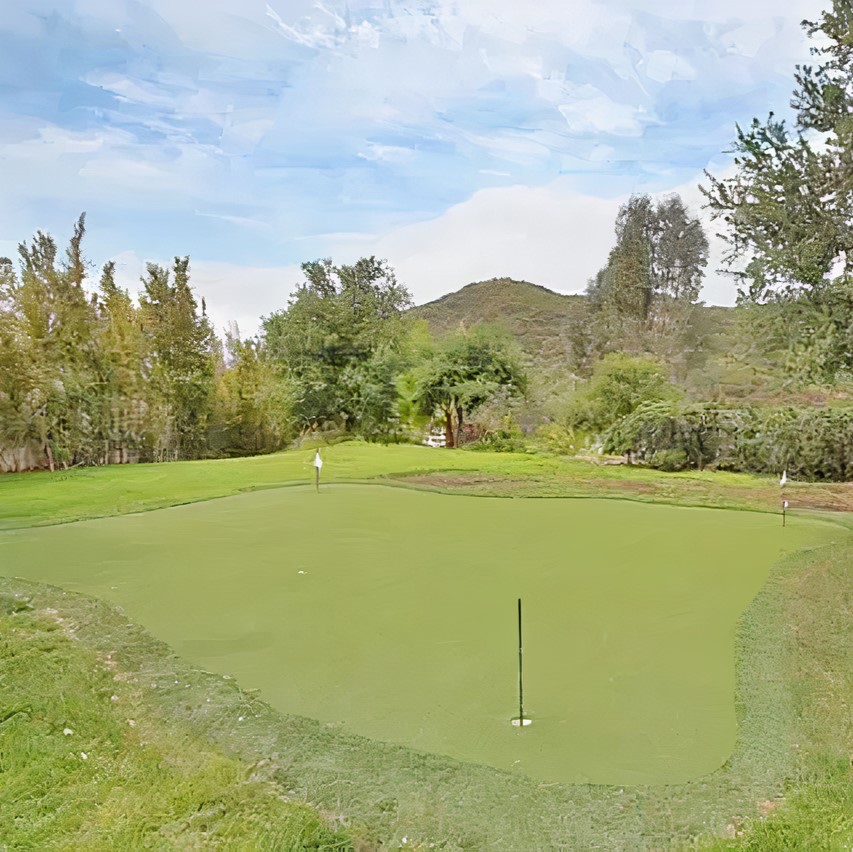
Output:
[
  {"xmin": 587, "ymin": 194, "xmax": 708, "ymax": 355},
  {"xmin": 0, "ymin": 215, "xmax": 103, "ymax": 468},
  {"xmin": 214, "ymin": 326, "xmax": 294, "ymax": 455},
  {"xmin": 138, "ymin": 257, "xmax": 218, "ymax": 460},
  {"xmin": 94, "ymin": 261, "xmax": 149, "ymax": 462}
]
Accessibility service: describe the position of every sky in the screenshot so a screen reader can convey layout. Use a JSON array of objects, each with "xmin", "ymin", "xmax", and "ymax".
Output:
[{"xmin": 0, "ymin": 0, "xmax": 828, "ymax": 336}]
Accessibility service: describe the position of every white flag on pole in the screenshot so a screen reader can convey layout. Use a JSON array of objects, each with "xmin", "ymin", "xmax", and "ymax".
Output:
[
  {"xmin": 314, "ymin": 451, "xmax": 323, "ymax": 471},
  {"xmin": 780, "ymin": 470, "xmax": 787, "ymax": 487}
]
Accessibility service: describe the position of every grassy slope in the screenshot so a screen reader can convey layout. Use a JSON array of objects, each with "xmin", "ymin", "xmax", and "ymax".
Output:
[
  {"xmin": 0, "ymin": 590, "xmax": 352, "ymax": 850},
  {"xmin": 1, "ymin": 445, "xmax": 851, "ymax": 849}
]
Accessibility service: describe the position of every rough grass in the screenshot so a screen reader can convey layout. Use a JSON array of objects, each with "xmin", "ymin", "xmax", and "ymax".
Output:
[
  {"xmin": 711, "ymin": 541, "xmax": 853, "ymax": 850},
  {"xmin": 0, "ymin": 591, "xmax": 353, "ymax": 850}
]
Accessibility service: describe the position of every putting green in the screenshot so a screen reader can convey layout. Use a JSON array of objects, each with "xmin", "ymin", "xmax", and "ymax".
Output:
[{"xmin": 0, "ymin": 485, "xmax": 837, "ymax": 784}]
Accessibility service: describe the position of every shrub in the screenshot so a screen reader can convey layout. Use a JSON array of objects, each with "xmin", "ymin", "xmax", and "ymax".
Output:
[
  {"xmin": 536, "ymin": 423, "xmax": 576, "ymax": 455},
  {"xmin": 649, "ymin": 448, "xmax": 690, "ymax": 471},
  {"xmin": 604, "ymin": 402, "xmax": 853, "ymax": 480},
  {"xmin": 566, "ymin": 354, "xmax": 680, "ymax": 433}
]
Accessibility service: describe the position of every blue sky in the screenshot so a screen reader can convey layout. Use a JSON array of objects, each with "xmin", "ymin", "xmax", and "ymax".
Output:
[{"xmin": 0, "ymin": 0, "xmax": 826, "ymax": 334}]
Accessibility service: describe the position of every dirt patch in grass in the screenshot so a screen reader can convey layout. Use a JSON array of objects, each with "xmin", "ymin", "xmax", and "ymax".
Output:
[{"xmin": 392, "ymin": 469, "xmax": 853, "ymax": 517}]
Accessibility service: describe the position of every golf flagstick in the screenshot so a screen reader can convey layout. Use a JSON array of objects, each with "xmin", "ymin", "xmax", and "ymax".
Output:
[
  {"xmin": 512, "ymin": 597, "xmax": 530, "ymax": 727},
  {"xmin": 780, "ymin": 469, "xmax": 787, "ymax": 526},
  {"xmin": 314, "ymin": 450, "xmax": 323, "ymax": 492}
]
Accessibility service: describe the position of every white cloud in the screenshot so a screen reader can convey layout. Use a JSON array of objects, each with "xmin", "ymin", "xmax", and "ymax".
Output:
[
  {"xmin": 643, "ymin": 51, "xmax": 697, "ymax": 83},
  {"xmin": 188, "ymin": 259, "xmax": 303, "ymax": 336},
  {"xmin": 264, "ymin": 1, "xmax": 343, "ymax": 50},
  {"xmin": 357, "ymin": 142, "xmax": 416, "ymax": 163},
  {"xmin": 345, "ymin": 177, "xmax": 626, "ymax": 302},
  {"xmin": 558, "ymin": 89, "xmax": 646, "ymax": 136}
]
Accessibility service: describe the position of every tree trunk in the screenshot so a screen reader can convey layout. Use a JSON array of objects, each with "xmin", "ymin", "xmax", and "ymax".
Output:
[
  {"xmin": 455, "ymin": 405, "xmax": 464, "ymax": 448},
  {"xmin": 45, "ymin": 443, "xmax": 55, "ymax": 473},
  {"xmin": 444, "ymin": 409, "xmax": 455, "ymax": 448}
]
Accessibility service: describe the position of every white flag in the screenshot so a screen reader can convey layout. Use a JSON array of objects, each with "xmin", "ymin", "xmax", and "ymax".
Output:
[
  {"xmin": 313, "ymin": 451, "xmax": 323, "ymax": 470},
  {"xmin": 783, "ymin": 500, "xmax": 789, "ymax": 509},
  {"xmin": 780, "ymin": 470, "xmax": 787, "ymax": 487}
]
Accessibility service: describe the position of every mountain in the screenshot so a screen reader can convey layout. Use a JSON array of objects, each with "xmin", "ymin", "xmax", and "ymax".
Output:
[
  {"xmin": 410, "ymin": 278, "xmax": 588, "ymax": 371},
  {"xmin": 409, "ymin": 278, "xmax": 748, "ymax": 403}
]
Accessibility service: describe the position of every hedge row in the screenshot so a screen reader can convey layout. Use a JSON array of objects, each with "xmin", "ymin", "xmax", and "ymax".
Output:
[{"xmin": 603, "ymin": 402, "xmax": 853, "ymax": 480}]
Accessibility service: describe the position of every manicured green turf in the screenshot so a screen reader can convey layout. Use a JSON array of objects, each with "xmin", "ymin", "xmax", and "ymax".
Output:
[{"xmin": 1, "ymin": 483, "xmax": 837, "ymax": 786}]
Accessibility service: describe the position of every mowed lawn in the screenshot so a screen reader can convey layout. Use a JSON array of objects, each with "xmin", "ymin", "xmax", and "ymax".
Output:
[
  {"xmin": 0, "ymin": 482, "xmax": 838, "ymax": 785},
  {"xmin": 5, "ymin": 439, "xmax": 847, "ymax": 531}
]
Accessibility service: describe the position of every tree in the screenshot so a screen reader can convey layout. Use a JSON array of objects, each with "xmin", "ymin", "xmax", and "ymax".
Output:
[
  {"xmin": 412, "ymin": 328, "xmax": 527, "ymax": 448},
  {"xmin": 262, "ymin": 257, "xmax": 412, "ymax": 434},
  {"xmin": 93, "ymin": 261, "xmax": 150, "ymax": 463},
  {"xmin": 138, "ymin": 257, "xmax": 218, "ymax": 460},
  {"xmin": 566, "ymin": 353, "xmax": 680, "ymax": 435},
  {"xmin": 213, "ymin": 325, "xmax": 293, "ymax": 455},
  {"xmin": 587, "ymin": 194, "xmax": 708, "ymax": 355},
  {"xmin": 702, "ymin": 0, "xmax": 853, "ymax": 382},
  {"xmin": 0, "ymin": 215, "xmax": 103, "ymax": 469}
]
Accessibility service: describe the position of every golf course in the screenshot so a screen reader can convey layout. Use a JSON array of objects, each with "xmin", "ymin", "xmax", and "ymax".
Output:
[{"xmin": 2, "ymin": 443, "xmax": 852, "ymax": 848}]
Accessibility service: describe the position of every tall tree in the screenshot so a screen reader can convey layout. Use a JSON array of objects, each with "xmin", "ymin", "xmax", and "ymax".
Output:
[
  {"xmin": 94, "ymin": 261, "xmax": 149, "ymax": 463},
  {"xmin": 0, "ymin": 215, "xmax": 102, "ymax": 469},
  {"xmin": 262, "ymin": 257, "xmax": 412, "ymax": 434},
  {"xmin": 702, "ymin": 0, "xmax": 853, "ymax": 382},
  {"xmin": 138, "ymin": 257, "xmax": 217, "ymax": 460},
  {"xmin": 587, "ymin": 194, "xmax": 708, "ymax": 356},
  {"xmin": 214, "ymin": 325, "xmax": 293, "ymax": 455}
]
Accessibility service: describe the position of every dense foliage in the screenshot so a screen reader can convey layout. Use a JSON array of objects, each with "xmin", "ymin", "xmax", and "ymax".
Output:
[
  {"xmin": 586, "ymin": 193, "xmax": 709, "ymax": 366},
  {"xmin": 411, "ymin": 328, "xmax": 527, "ymax": 447},
  {"xmin": 0, "ymin": 218, "xmax": 270, "ymax": 469},
  {"xmin": 261, "ymin": 257, "xmax": 413, "ymax": 439},
  {"xmin": 703, "ymin": 0, "xmax": 853, "ymax": 383},
  {"xmin": 564, "ymin": 353, "xmax": 680, "ymax": 434},
  {"xmin": 604, "ymin": 402, "xmax": 853, "ymax": 480},
  {"xmin": 0, "ymin": 228, "xmax": 530, "ymax": 467}
]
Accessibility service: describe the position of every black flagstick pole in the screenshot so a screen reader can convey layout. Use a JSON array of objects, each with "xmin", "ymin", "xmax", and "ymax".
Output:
[{"xmin": 517, "ymin": 597, "xmax": 524, "ymax": 726}]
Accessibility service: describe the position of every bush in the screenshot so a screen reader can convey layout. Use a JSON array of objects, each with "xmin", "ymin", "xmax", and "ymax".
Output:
[
  {"xmin": 469, "ymin": 429, "xmax": 526, "ymax": 453},
  {"xmin": 603, "ymin": 402, "xmax": 853, "ymax": 480},
  {"xmin": 536, "ymin": 423, "xmax": 576, "ymax": 455},
  {"xmin": 649, "ymin": 448, "xmax": 690, "ymax": 471},
  {"xmin": 566, "ymin": 353, "xmax": 680, "ymax": 433}
]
